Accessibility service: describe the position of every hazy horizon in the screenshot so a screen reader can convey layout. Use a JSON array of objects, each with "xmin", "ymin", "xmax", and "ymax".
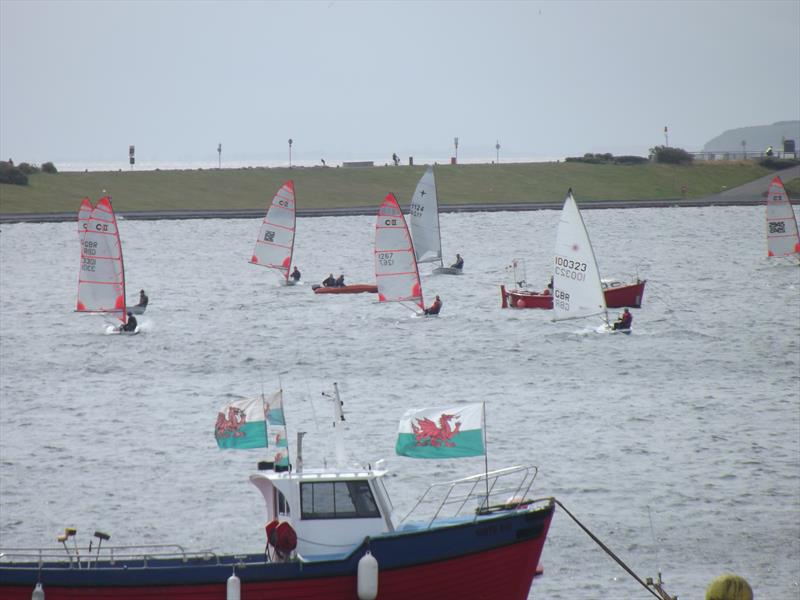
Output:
[{"xmin": 1, "ymin": 0, "xmax": 798, "ymax": 168}]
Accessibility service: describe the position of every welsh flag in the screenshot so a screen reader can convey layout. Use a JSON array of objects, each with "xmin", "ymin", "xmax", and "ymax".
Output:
[
  {"xmin": 396, "ymin": 403, "xmax": 485, "ymax": 459},
  {"xmin": 265, "ymin": 390, "xmax": 289, "ymax": 467},
  {"xmin": 215, "ymin": 396, "xmax": 267, "ymax": 449}
]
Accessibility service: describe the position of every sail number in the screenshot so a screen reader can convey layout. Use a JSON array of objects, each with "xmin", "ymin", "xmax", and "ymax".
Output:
[
  {"xmin": 81, "ymin": 257, "xmax": 96, "ymax": 272},
  {"xmin": 554, "ymin": 255, "xmax": 586, "ymax": 281},
  {"xmin": 553, "ymin": 289, "xmax": 570, "ymax": 311},
  {"xmin": 409, "ymin": 202, "xmax": 424, "ymax": 217},
  {"xmin": 82, "ymin": 240, "xmax": 98, "ymax": 256},
  {"xmin": 378, "ymin": 252, "xmax": 394, "ymax": 266}
]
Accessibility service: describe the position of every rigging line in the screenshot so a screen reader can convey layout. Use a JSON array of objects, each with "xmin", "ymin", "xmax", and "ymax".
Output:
[
  {"xmin": 552, "ymin": 498, "xmax": 669, "ymax": 600},
  {"xmin": 647, "ymin": 505, "xmax": 662, "ymax": 572}
]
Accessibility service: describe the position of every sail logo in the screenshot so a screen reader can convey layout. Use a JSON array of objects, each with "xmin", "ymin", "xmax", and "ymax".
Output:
[
  {"xmin": 94, "ymin": 223, "xmax": 109, "ymax": 232},
  {"xmin": 263, "ymin": 230, "xmax": 276, "ymax": 242},
  {"xmin": 769, "ymin": 221, "xmax": 787, "ymax": 234},
  {"xmin": 383, "ymin": 218, "xmax": 398, "ymax": 226}
]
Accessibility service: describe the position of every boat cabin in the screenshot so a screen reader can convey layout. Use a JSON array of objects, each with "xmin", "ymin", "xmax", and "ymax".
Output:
[{"xmin": 250, "ymin": 465, "xmax": 396, "ymax": 559}]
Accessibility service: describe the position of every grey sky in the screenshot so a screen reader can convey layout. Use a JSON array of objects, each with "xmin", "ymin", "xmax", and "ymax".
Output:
[{"xmin": 1, "ymin": 0, "xmax": 798, "ymax": 168}]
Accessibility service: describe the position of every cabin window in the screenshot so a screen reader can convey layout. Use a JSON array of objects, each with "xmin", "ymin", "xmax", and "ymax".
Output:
[
  {"xmin": 275, "ymin": 488, "xmax": 290, "ymax": 516},
  {"xmin": 300, "ymin": 481, "xmax": 380, "ymax": 520}
]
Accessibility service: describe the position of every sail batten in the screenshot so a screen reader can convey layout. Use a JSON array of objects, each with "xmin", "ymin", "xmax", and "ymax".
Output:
[
  {"xmin": 250, "ymin": 181, "xmax": 297, "ymax": 282},
  {"xmin": 375, "ymin": 193, "xmax": 424, "ymax": 309}
]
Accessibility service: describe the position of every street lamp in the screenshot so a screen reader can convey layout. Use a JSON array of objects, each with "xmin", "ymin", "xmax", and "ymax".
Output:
[
  {"xmin": 288, "ymin": 138, "xmax": 293, "ymax": 168},
  {"xmin": 454, "ymin": 137, "xmax": 459, "ymax": 164},
  {"xmin": 741, "ymin": 139, "xmax": 746, "ymax": 159},
  {"xmin": 664, "ymin": 126, "xmax": 669, "ymax": 147},
  {"xmin": 495, "ymin": 140, "xmax": 500, "ymax": 164},
  {"xmin": 217, "ymin": 143, "xmax": 222, "ymax": 169}
]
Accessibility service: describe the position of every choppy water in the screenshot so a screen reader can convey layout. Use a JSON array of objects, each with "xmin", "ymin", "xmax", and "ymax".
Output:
[{"xmin": 1, "ymin": 205, "xmax": 798, "ymax": 599}]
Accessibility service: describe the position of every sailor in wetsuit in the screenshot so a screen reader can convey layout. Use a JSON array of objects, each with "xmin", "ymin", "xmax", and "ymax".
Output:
[
  {"xmin": 424, "ymin": 295, "xmax": 443, "ymax": 315},
  {"xmin": 451, "ymin": 254, "xmax": 464, "ymax": 269},
  {"xmin": 120, "ymin": 312, "xmax": 138, "ymax": 332},
  {"xmin": 612, "ymin": 308, "xmax": 632, "ymax": 331},
  {"xmin": 290, "ymin": 267, "xmax": 301, "ymax": 282},
  {"xmin": 137, "ymin": 289, "xmax": 149, "ymax": 308},
  {"xmin": 322, "ymin": 273, "xmax": 335, "ymax": 287}
]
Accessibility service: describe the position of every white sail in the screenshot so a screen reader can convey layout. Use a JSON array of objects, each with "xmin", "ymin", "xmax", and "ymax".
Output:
[
  {"xmin": 408, "ymin": 166, "xmax": 442, "ymax": 265},
  {"xmin": 552, "ymin": 190, "xmax": 608, "ymax": 324},
  {"xmin": 250, "ymin": 180, "xmax": 296, "ymax": 283},
  {"xmin": 76, "ymin": 197, "xmax": 126, "ymax": 322},
  {"xmin": 765, "ymin": 176, "xmax": 800, "ymax": 259},
  {"xmin": 375, "ymin": 193, "xmax": 424, "ymax": 310}
]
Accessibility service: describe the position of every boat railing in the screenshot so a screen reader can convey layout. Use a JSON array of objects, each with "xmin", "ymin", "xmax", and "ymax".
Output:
[
  {"xmin": 0, "ymin": 544, "xmax": 222, "ymax": 569},
  {"xmin": 396, "ymin": 465, "xmax": 540, "ymax": 529}
]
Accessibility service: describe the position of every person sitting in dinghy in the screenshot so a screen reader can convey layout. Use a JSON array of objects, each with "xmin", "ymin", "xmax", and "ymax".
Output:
[
  {"xmin": 291, "ymin": 267, "xmax": 301, "ymax": 282},
  {"xmin": 120, "ymin": 312, "xmax": 137, "ymax": 332},
  {"xmin": 335, "ymin": 274, "xmax": 345, "ymax": 287},
  {"xmin": 424, "ymin": 295, "xmax": 443, "ymax": 316},
  {"xmin": 137, "ymin": 289, "xmax": 148, "ymax": 308},
  {"xmin": 612, "ymin": 308, "xmax": 632, "ymax": 331},
  {"xmin": 543, "ymin": 276, "xmax": 554, "ymax": 295},
  {"xmin": 322, "ymin": 273, "xmax": 336, "ymax": 287},
  {"xmin": 451, "ymin": 254, "xmax": 464, "ymax": 270}
]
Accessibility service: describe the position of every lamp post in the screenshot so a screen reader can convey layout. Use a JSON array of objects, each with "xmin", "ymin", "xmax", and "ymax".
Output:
[
  {"xmin": 741, "ymin": 139, "xmax": 746, "ymax": 159},
  {"xmin": 664, "ymin": 126, "xmax": 669, "ymax": 148},
  {"xmin": 454, "ymin": 137, "xmax": 459, "ymax": 164},
  {"xmin": 288, "ymin": 138, "xmax": 293, "ymax": 168},
  {"xmin": 217, "ymin": 143, "xmax": 222, "ymax": 170},
  {"xmin": 495, "ymin": 140, "xmax": 500, "ymax": 164}
]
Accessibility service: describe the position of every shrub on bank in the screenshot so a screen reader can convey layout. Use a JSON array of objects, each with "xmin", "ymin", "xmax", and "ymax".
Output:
[
  {"xmin": 565, "ymin": 153, "xmax": 648, "ymax": 165},
  {"xmin": 649, "ymin": 145, "xmax": 693, "ymax": 164},
  {"xmin": 760, "ymin": 157, "xmax": 800, "ymax": 170},
  {"xmin": 17, "ymin": 162, "xmax": 40, "ymax": 175},
  {"xmin": 0, "ymin": 161, "xmax": 29, "ymax": 185}
]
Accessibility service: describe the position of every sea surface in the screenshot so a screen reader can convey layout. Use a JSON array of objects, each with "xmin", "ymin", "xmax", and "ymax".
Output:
[{"xmin": 1, "ymin": 205, "xmax": 798, "ymax": 599}]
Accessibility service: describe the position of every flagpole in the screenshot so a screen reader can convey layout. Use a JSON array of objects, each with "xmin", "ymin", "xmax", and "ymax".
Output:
[{"xmin": 483, "ymin": 402, "xmax": 489, "ymax": 507}]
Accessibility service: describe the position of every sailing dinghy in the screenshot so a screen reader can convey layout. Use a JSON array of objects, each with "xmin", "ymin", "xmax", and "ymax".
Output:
[
  {"xmin": 250, "ymin": 180, "xmax": 298, "ymax": 285},
  {"xmin": 408, "ymin": 166, "xmax": 462, "ymax": 275},
  {"xmin": 375, "ymin": 193, "xmax": 425, "ymax": 313},
  {"xmin": 551, "ymin": 190, "xmax": 619, "ymax": 333},
  {"xmin": 76, "ymin": 197, "xmax": 136, "ymax": 333},
  {"xmin": 765, "ymin": 175, "xmax": 800, "ymax": 263}
]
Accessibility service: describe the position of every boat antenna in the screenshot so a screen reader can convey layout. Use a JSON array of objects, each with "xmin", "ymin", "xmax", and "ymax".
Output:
[
  {"xmin": 322, "ymin": 383, "xmax": 347, "ymax": 468},
  {"xmin": 482, "ymin": 402, "xmax": 489, "ymax": 506}
]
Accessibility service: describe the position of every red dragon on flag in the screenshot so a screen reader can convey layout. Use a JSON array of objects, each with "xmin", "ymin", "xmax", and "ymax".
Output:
[{"xmin": 411, "ymin": 413, "xmax": 461, "ymax": 447}]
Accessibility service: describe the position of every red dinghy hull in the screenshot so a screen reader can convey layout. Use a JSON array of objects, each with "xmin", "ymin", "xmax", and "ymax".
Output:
[
  {"xmin": 501, "ymin": 279, "xmax": 646, "ymax": 309},
  {"xmin": 312, "ymin": 284, "xmax": 378, "ymax": 294}
]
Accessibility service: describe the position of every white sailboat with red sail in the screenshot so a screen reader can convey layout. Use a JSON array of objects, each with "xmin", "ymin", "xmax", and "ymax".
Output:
[
  {"xmin": 76, "ymin": 196, "xmax": 136, "ymax": 333},
  {"xmin": 375, "ymin": 193, "xmax": 425, "ymax": 313},
  {"xmin": 250, "ymin": 180, "xmax": 298, "ymax": 285},
  {"xmin": 765, "ymin": 175, "xmax": 800, "ymax": 264}
]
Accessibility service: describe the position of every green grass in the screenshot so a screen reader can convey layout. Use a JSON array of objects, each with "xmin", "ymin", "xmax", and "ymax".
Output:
[{"xmin": 0, "ymin": 161, "xmax": 779, "ymax": 214}]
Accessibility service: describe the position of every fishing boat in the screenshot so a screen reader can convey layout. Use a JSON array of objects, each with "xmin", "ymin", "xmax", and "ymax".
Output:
[
  {"xmin": 0, "ymin": 384, "xmax": 555, "ymax": 599},
  {"xmin": 312, "ymin": 283, "xmax": 378, "ymax": 294},
  {"xmin": 76, "ymin": 197, "xmax": 136, "ymax": 333},
  {"xmin": 551, "ymin": 189, "xmax": 630, "ymax": 333},
  {"xmin": 250, "ymin": 180, "xmax": 299, "ymax": 285},
  {"xmin": 765, "ymin": 175, "xmax": 800, "ymax": 263},
  {"xmin": 375, "ymin": 193, "xmax": 425, "ymax": 312},
  {"xmin": 408, "ymin": 166, "xmax": 462, "ymax": 275}
]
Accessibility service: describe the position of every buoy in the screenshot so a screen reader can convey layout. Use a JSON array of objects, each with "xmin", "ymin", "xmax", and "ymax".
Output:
[
  {"xmin": 705, "ymin": 573, "xmax": 753, "ymax": 600},
  {"xmin": 357, "ymin": 550, "xmax": 379, "ymax": 600},
  {"xmin": 226, "ymin": 571, "xmax": 241, "ymax": 600},
  {"xmin": 31, "ymin": 583, "xmax": 45, "ymax": 600}
]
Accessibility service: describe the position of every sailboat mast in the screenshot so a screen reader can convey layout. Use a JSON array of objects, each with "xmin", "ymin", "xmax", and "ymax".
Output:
[
  {"xmin": 332, "ymin": 383, "xmax": 346, "ymax": 468},
  {"xmin": 432, "ymin": 166, "xmax": 444, "ymax": 268}
]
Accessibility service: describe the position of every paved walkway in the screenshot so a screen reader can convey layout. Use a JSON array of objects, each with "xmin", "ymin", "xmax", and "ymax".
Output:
[{"xmin": 2, "ymin": 166, "xmax": 798, "ymax": 224}]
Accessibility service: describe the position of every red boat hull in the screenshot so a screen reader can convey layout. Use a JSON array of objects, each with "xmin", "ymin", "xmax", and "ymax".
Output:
[
  {"xmin": 1, "ymin": 502, "xmax": 554, "ymax": 600},
  {"xmin": 501, "ymin": 280, "xmax": 646, "ymax": 309},
  {"xmin": 313, "ymin": 283, "xmax": 378, "ymax": 294}
]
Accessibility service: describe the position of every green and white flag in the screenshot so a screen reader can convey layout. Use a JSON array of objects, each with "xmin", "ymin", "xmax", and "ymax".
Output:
[
  {"xmin": 265, "ymin": 390, "xmax": 289, "ymax": 467},
  {"xmin": 396, "ymin": 403, "xmax": 485, "ymax": 459},
  {"xmin": 215, "ymin": 396, "xmax": 267, "ymax": 450}
]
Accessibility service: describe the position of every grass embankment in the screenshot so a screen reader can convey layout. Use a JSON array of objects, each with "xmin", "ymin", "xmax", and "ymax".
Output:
[{"xmin": 0, "ymin": 161, "xmax": 786, "ymax": 214}]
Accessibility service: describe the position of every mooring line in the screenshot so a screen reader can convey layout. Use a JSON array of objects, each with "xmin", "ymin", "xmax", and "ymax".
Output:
[{"xmin": 552, "ymin": 498, "xmax": 673, "ymax": 600}]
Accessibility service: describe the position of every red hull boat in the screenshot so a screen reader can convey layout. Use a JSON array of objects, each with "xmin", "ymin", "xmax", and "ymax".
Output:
[
  {"xmin": 312, "ymin": 283, "xmax": 378, "ymax": 294},
  {"xmin": 501, "ymin": 279, "xmax": 646, "ymax": 309}
]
